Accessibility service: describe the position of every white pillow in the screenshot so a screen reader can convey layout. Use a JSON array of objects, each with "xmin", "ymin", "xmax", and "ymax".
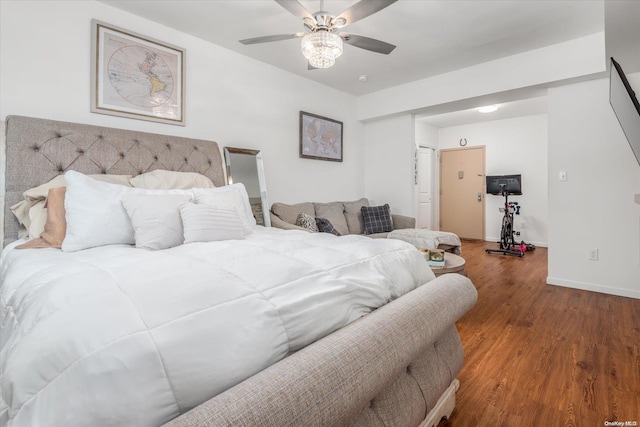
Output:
[
  {"xmin": 192, "ymin": 184, "xmax": 256, "ymax": 235},
  {"xmin": 180, "ymin": 203, "xmax": 244, "ymax": 243},
  {"xmin": 62, "ymin": 171, "xmax": 191, "ymax": 252},
  {"xmin": 130, "ymin": 170, "xmax": 215, "ymax": 190},
  {"xmin": 11, "ymin": 174, "xmax": 131, "ymax": 238},
  {"xmin": 122, "ymin": 194, "xmax": 192, "ymax": 250},
  {"xmin": 27, "ymin": 200, "xmax": 47, "ymax": 239}
]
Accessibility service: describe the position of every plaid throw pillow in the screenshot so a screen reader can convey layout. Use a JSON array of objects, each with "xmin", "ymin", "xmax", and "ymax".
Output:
[
  {"xmin": 315, "ymin": 218, "xmax": 341, "ymax": 236},
  {"xmin": 361, "ymin": 204, "xmax": 393, "ymax": 234}
]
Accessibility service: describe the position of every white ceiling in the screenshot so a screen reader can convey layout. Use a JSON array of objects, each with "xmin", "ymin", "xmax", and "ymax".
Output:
[
  {"xmin": 101, "ymin": 0, "xmax": 605, "ymax": 96},
  {"xmin": 417, "ymin": 96, "xmax": 548, "ymax": 128}
]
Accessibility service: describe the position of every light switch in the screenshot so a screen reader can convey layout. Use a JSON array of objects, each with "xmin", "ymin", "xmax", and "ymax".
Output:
[{"xmin": 558, "ymin": 171, "xmax": 567, "ymax": 182}]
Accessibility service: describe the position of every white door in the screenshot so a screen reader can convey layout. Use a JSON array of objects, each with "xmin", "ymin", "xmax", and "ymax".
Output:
[{"xmin": 417, "ymin": 146, "xmax": 435, "ymax": 229}]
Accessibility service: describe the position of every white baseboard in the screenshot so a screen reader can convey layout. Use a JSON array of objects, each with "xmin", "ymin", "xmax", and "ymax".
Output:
[{"xmin": 547, "ymin": 277, "xmax": 640, "ymax": 300}]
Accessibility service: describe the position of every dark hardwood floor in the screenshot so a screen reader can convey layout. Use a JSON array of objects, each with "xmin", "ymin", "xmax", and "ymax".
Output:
[{"xmin": 441, "ymin": 240, "xmax": 640, "ymax": 427}]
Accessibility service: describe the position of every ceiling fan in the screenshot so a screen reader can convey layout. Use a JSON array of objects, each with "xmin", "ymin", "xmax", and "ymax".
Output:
[{"xmin": 239, "ymin": 0, "xmax": 398, "ymax": 69}]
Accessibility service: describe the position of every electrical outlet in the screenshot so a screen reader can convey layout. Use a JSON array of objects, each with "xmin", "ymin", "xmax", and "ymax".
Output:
[
  {"xmin": 559, "ymin": 171, "xmax": 568, "ymax": 182},
  {"xmin": 588, "ymin": 248, "xmax": 599, "ymax": 261}
]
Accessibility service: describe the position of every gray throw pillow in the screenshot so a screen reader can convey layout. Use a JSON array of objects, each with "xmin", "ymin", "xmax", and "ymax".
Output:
[{"xmin": 315, "ymin": 218, "xmax": 341, "ymax": 236}]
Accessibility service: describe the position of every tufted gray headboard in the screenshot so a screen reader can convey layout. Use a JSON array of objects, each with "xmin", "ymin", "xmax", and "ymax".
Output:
[{"xmin": 3, "ymin": 115, "xmax": 226, "ymax": 246}]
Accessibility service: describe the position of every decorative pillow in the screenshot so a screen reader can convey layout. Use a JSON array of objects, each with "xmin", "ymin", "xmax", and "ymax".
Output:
[
  {"xmin": 315, "ymin": 218, "xmax": 341, "ymax": 236},
  {"xmin": 16, "ymin": 187, "xmax": 67, "ymax": 249},
  {"xmin": 10, "ymin": 175, "xmax": 68, "ymax": 234},
  {"xmin": 26, "ymin": 200, "xmax": 48, "ymax": 240},
  {"xmin": 192, "ymin": 184, "xmax": 256, "ymax": 235},
  {"xmin": 361, "ymin": 204, "xmax": 394, "ymax": 235},
  {"xmin": 61, "ymin": 171, "xmax": 191, "ymax": 252},
  {"xmin": 296, "ymin": 212, "xmax": 318, "ymax": 232},
  {"xmin": 180, "ymin": 203, "xmax": 244, "ymax": 243},
  {"xmin": 122, "ymin": 194, "xmax": 192, "ymax": 250},
  {"xmin": 129, "ymin": 170, "xmax": 215, "ymax": 190},
  {"xmin": 11, "ymin": 174, "xmax": 131, "ymax": 239}
]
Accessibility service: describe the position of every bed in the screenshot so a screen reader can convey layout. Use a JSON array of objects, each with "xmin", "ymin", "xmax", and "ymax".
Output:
[{"xmin": 1, "ymin": 115, "xmax": 477, "ymax": 427}]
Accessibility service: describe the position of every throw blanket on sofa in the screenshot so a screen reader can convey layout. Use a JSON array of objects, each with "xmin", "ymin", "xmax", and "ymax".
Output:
[
  {"xmin": 387, "ymin": 229, "xmax": 462, "ymax": 254},
  {"xmin": 0, "ymin": 228, "xmax": 434, "ymax": 427}
]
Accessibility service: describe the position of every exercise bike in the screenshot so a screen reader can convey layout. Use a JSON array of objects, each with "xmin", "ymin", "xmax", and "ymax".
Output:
[{"xmin": 486, "ymin": 184, "xmax": 526, "ymax": 257}]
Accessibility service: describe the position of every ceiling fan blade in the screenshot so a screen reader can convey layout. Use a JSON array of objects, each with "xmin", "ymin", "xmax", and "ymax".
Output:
[
  {"xmin": 341, "ymin": 33, "xmax": 396, "ymax": 55},
  {"xmin": 336, "ymin": 0, "xmax": 398, "ymax": 26},
  {"xmin": 240, "ymin": 33, "xmax": 304, "ymax": 45},
  {"xmin": 274, "ymin": 0, "xmax": 313, "ymax": 19}
]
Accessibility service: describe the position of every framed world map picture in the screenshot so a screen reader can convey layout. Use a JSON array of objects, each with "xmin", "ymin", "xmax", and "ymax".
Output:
[
  {"xmin": 91, "ymin": 20, "xmax": 185, "ymax": 126},
  {"xmin": 299, "ymin": 111, "xmax": 343, "ymax": 162}
]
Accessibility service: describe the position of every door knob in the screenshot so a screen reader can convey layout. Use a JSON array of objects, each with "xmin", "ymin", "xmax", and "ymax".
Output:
[{"xmin": 477, "ymin": 192, "xmax": 482, "ymax": 201}]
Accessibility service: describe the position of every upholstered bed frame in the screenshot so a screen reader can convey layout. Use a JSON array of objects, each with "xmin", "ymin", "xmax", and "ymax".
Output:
[
  {"xmin": 3, "ymin": 115, "xmax": 226, "ymax": 246},
  {"xmin": 2, "ymin": 115, "xmax": 477, "ymax": 426}
]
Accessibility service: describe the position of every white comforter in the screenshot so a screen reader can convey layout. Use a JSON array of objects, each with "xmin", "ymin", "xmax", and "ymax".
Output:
[{"xmin": 0, "ymin": 227, "xmax": 434, "ymax": 426}]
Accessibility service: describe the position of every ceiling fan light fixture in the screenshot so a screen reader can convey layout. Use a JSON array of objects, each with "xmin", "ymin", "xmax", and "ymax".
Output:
[
  {"xmin": 333, "ymin": 17, "xmax": 347, "ymax": 28},
  {"xmin": 303, "ymin": 16, "xmax": 316, "ymax": 30},
  {"xmin": 301, "ymin": 31, "xmax": 343, "ymax": 69}
]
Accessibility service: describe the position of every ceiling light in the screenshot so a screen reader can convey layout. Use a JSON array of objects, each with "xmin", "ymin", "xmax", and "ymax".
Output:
[
  {"xmin": 301, "ymin": 31, "xmax": 343, "ymax": 69},
  {"xmin": 479, "ymin": 105, "xmax": 498, "ymax": 113},
  {"xmin": 358, "ymin": 75, "xmax": 368, "ymax": 82}
]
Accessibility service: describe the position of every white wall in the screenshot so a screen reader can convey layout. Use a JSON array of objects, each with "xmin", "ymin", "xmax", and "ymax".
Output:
[
  {"xmin": 0, "ymin": 0, "xmax": 364, "ymax": 212},
  {"xmin": 415, "ymin": 121, "xmax": 439, "ymax": 228},
  {"xmin": 415, "ymin": 121, "xmax": 439, "ymax": 148},
  {"xmin": 548, "ymin": 75, "xmax": 640, "ymax": 299},
  {"xmin": 363, "ymin": 114, "xmax": 415, "ymax": 216},
  {"xmin": 358, "ymin": 33, "xmax": 606, "ymax": 121},
  {"xmin": 438, "ymin": 115, "xmax": 549, "ymax": 246}
]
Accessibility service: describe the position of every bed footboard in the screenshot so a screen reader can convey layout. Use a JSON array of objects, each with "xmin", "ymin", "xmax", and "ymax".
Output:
[{"xmin": 165, "ymin": 273, "xmax": 477, "ymax": 427}]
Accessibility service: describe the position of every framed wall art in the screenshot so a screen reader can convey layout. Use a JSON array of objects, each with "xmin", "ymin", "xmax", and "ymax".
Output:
[
  {"xmin": 299, "ymin": 111, "xmax": 343, "ymax": 162},
  {"xmin": 91, "ymin": 20, "xmax": 185, "ymax": 126}
]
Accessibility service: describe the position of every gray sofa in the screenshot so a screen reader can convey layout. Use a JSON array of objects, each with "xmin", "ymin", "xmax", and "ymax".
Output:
[{"xmin": 270, "ymin": 198, "xmax": 415, "ymax": 238}]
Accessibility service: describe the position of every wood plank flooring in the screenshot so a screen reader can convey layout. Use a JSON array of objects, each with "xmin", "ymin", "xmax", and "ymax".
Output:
[{"xmin": 441, "ymin": 240, "xmax": 640, "ymax": 427}]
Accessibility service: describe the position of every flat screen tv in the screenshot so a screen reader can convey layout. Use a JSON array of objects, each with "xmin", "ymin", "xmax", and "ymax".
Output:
[
  {"xmin": 610, "ymin": 57, "xmax": 640, "ymax": 165},
  {"xmin": 486, "ymin": 174, "xmax": 522, "ymax": 195}
]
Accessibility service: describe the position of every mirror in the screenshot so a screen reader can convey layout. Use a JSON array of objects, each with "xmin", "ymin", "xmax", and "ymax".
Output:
[{"xmin": 224, "ymin": 147, "xmax": 271, "ymax": 227}]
